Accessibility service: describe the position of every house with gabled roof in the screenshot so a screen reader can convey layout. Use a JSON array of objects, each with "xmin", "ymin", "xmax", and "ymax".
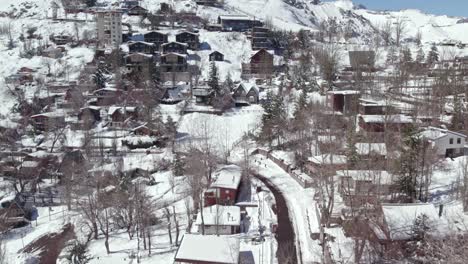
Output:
[
  {"xmin": 143, "ymin": 31, "xmax": 168, "ymax": 49},
  {"xmin": 175, "ymin": 31, "xmax": 199, "ymax": 50},
  {"xmin": 204, "ymin": 165, "xmax": 242, "ymax": 206},
  {"xmin": 232, "ymin": 83, "xmax": 259, "ymax": 106},
  {"xmin": 420, "ymin": 126, "xmax": 467, "ymax": 157},
  {"xmin": 161, "ymin": 41, "xmax": 188, "ymax": 54},
  {"xmin": 193, "ymin": 205, "xmax": 241, "ymax": 235}
]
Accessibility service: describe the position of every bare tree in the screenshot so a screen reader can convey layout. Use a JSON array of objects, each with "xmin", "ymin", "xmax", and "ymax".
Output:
[{"xmin": 394, "ymin": 18, "xmax": 407, "ymax": 47}]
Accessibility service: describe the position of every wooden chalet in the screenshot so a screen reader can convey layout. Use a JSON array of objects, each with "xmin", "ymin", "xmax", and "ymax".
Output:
[
  {"xmin": 30, "ymin": 112, "xmax": 65, "ymax": 131},
  {"xmin": 217, "ymin": 15, "xmax": 263, "ymax": 32},
  {"xmin": 143, "ymin": 31, "xmax": 168, "ymax": 49},
  {"xmin": 232, "ymin": 83, "xmax": 259, "ymax": 106},
  {"xmin": 242, "ymin": 49, "xmax": 274, "ymax": 79},
  {"xmin": 175, "ymin": 31, "xmax": 199, "ymax": 50},
  {"xmin": 358, "ymin": 114, "xmax": 413, "ymax": 133},
  {"xmin": 159, "ymin": 53, "xmax": 188, "ymax": 73},
  {"xmin": 128, "ymin": 5, "xmax": 148, "ymax": 16},
  {"xmin": 92, "ymin": 87, "xmax": 123, "ymax": 106},
  {"xmin": 327, "ymin": 90, "xmax": 361, "ymax": 115},
  {"xmin": 193, "ymin": 86, "xmax": 214, "ymax": 105},
  {"xmin": 108, "ymin": 106, "xmax": 139, "ymax": 125},
  {"xmin": 124, "ymin": 53, "xmax": 155, "ymax": 73},
  {"xmin": 161, "ymin": 41, "xmax": 188, "ymax": 54},
  {"xmin": 128, "ymin": 41, "xmax": 156, "ymax": 54},
  {"xmin": 209, "ymin": 51, "xmax": 224, "ymax": 61}
]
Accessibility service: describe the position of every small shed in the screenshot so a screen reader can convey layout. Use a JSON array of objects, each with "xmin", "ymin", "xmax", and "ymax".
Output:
[{"xmin": 209, "ymin": 51, "xmax": 224, "ymax": 61}]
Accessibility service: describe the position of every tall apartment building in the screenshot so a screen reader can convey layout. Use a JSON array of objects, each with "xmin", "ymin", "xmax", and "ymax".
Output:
[{"xmin": 96, "ymin": 10, "xmax": 123, "ymax": 47}]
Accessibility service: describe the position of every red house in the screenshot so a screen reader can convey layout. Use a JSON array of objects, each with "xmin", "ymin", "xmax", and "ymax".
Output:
[{"xmin": 204, "ymin": 165, "xmax": 242, "ymax": 206}]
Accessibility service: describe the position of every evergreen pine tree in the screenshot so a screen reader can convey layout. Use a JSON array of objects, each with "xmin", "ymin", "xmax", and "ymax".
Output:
[
  {"xmin": 386, "ymin": 46, "xmax": 398, "ymax": 65},
  {"xmin": 173, "ymin": 154, "xmax": 185, "ymax": 176},
  {"xmin": 426, "ymin": 44, "xmax": 439, "ymax": 64},
  {"xmin": 345, "ymin": 125, "xmax": 359, "ymax": 168},
  {"xmin": 411, "ymin": 214, "xmax": 430, "ymax": 241},
  {"xmin": 165, "ymin": 116, "xmax": 177, "ymax": 136},
  {"xmin": 416, "ymin": 47, "xmax": 425, "ymax": 64},
  {"xmin": 401, "ymin": 47, "xmax": 413, "ymax": 63},
  {"xmin": 450, "ymin": 94, "xmax": 464, "ymax": 131},
  {"xmin": 396, "ymin": 125, "xmax": 421, "ymax": 200},
  {"xmin": 86, "ymin": 0, "xmax": 97, "ymax": 7},
  {"xmin": 293, "ymin": 88, "xmax": 308, "ymax": 121},
  {"xmin": 224, "ymin": 71, "xmax": 235, "ymax": 92},
  {"xmin": 208, "ymin": 61, "xmax": 220, "ymax": 96},
  {"xmin": 260, "ymin": 91, "xmax": 286, "ymax": 146}
]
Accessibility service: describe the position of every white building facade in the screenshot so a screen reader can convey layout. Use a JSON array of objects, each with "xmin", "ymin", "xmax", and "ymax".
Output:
[{"xmin": 96, "ymin": 10, "xmax": 123, "ymax": 47}]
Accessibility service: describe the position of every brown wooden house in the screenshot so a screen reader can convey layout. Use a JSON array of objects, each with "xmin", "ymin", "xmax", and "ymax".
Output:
[{"xmin": 175, "ymin": 31, "xmax": 199, "ymax": 50}]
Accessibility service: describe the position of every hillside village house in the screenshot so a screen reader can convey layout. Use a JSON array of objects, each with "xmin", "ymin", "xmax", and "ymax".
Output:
[
  {"xmin": 217, "ymin": 15, "xmax": 263, "ymax": 31},
  {"xmin": 30, "ymin": 112, "xmax": 66, "ymax": 131},
  {"xmin": 338, "ymin": 170, "xmax": 396, "ymax": 206},
  {"xmin": 127, "ymin": 41, "xmax": 156, "ymax": 54},
  {"xmin": 161, "ymin": 41, "xmax": 188, "ymax": 54},
  {"xmin": 328, "ymin": 90, "xmax": 361, "ymax": 115},
  {"xmin": 305, "ymin": 154, "xmax": 347, "ymax": 176},
  {"xmin": 174, "ymin": 234, "xmax": 240, "ymax": 264},
  {"xmin": 108, "ymin": 106, "xmax": 138, "ymax": 126},
  {"xmin": 193, "ymin": 85, "xmax": 214, "ymax": 105},
  {"xmin": 359, "ymin": 98, "xmax": 391, "ymax": 115},
  {"xmin": 209, "ymin": 51, "xmax": 224, "ymax": 61},
  {"xmin": 143, "ymin": 31, "xmax": 168, "ymax": 49},
  {"xmin": 175, "ymin": 31, "xmax": 200, "ymax": 50},
  {"xmin": 232, "ymin": 83, "xmax": 259, "ymax": 106},
  {"xmin": 358, "ymin": 114, "xmax": 414, "ymax": 133},
  {"xmin": 193, "ymin": 205, "xmax": 241, "ymax": 235},
  {"xmin": 127, "ymin": 5, "xmax": 148, "ymax": 16},
  {"xmin": 371, "ymin": 203, "xmax": 446, "ymax": 246},
  {"xmin": 204, "ymin": 165, "xmax": 242, "ymax": 206},
  {"xmin": 242, "ymin": 49, "xmax": 274, "ymax": 78},
  {"xmin": 354, "ymin": 142, "xmax": 388, "ymax": 168},
  {"xmin": 124, "ymin": 53, "xmax": 155, "ymax": 73},
  {"xmin": 92, "ymin": 87, "xmax": 123, "ymax": 106},
  {"xmin": 420, "ymin": 126, "xmax": 467, "ymax": 157}
]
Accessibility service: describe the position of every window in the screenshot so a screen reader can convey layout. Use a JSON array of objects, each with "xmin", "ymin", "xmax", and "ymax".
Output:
[
  {"xmin": 458, "ymin": 138, "xmax": 461, "ymax": 144},
  {"xmin": 450, "ymin": 138, "xmax": 454, "ymax": 144}
]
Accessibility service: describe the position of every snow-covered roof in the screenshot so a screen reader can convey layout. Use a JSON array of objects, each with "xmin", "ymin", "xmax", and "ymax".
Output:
[
  {"xmin": 160, "ymin": 52, "xmax": 187, "ymax": 58},
  {"xmin": 31, "ymin": 111, "xmax": 64, "ymax": 118},
  {"xmin": 420, "ymin": 126, "xmax": 466, "ymax": 141},
  {"xmin": 355, "ymin": 143, "xmax": 387, "ymax": 156},
  {"xmin": 382, "ymin": 203, "xmax": 443, "ymax": 240},
  {"xmin": 337, "ymin": 170, "xmax": 394, "ymax": 185},
  {"xmin": 308, "ymin": 154, "xmax": 347, "ymax": 165},
  {"xmin": 237, "ymin": 83, "xmax": 258, "ymax": 93},
  {"xmin": 0, "ymin": 119, "xmax": 17, "ymax": 129},
  {"xmin": 210, "ymin": 165, "xmax": 242, "ymax": 190},
  {"xmin": 175, "ymin": 234, "xmax": 240, "ymax": 264},
  {"xmin": 359, "ymin": 114, "xmax": 413, "ymax": 124},
  {"xmin": 124, "ymin": 52, "xmax": 154, "ymax": 59},
  {"xmin": 108, "ymin": 106, "xmax": 137, "ymax": 116},
  {"xmin": 21, "ymin": 161, "xmax": 39, "ymax": 168},
  {"xmin": 161, "ymin": 41, "xmax": 188, "ymax": 47},
  {"xmin": 218, "ymin": 15, "xmax": 252, "ymax": 21},
  {"xmin": 195, "ymin": 205, "xmax": 240, "ymax": 226},
  {"xmin": 328, "ymin": 90, "xmax": 360, "ymax": 95}
]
